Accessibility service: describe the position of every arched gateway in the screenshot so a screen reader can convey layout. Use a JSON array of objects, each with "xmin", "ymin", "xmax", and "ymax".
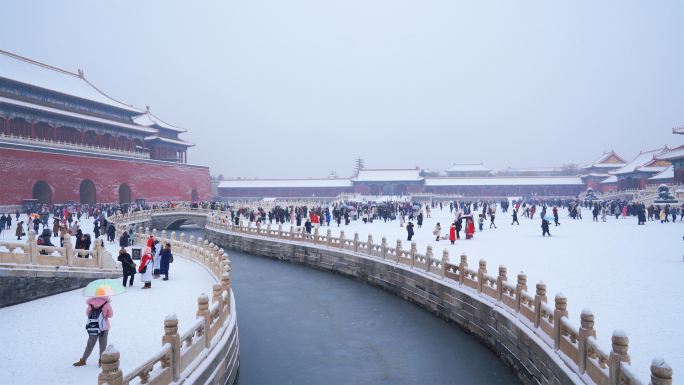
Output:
[
  {"xmin": 79, "ymin": 179, "xmax": 96, "ymax": 204},
  {"xmin": 32, "ymin": 181, "xmax": 51, "ymax": 204},
  {"xmin": 119, "ymin": 183, "xmax": 131, "ymax": 204}
]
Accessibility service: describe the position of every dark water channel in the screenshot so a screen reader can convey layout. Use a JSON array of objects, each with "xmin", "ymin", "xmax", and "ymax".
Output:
[{"xmin": 180, "ymin": 226, "xmax": 519, "ymax": 385}]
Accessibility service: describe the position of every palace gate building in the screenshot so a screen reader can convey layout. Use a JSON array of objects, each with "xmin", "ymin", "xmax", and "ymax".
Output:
[{"xmin": 0, "ymin": 50, "xmax": 211, "ymax": 206}]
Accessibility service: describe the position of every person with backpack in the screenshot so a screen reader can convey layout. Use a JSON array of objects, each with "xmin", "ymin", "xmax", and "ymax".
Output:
[{"xmin": 73, "ymin": 296, "xmax": 113, "ymax": 367}]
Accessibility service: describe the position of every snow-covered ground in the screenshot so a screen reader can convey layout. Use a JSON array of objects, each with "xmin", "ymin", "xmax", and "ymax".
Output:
[
  {"xmin": 271, "ymin": 202, "xmax": 683, "ymax": 380},
  {"xmin": 0, "ymin": 214, "xmax": 216, "ymax": 385}
]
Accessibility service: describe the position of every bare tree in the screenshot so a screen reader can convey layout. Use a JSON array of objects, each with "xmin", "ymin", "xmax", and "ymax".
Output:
[{"xmin": 559, "ymin": 164, "xmax": 580, "ymax": 176}]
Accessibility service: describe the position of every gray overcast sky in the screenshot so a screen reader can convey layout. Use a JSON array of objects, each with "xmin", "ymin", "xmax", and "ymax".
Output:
[{"xmin": 2, "ymin": 1, "xmax": 682, "ymax": 178}]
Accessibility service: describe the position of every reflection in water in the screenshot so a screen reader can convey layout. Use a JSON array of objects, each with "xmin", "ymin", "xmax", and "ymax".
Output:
[{"xmin": 176, "ymin": 225, "xmax": 519, "ymax": 384}]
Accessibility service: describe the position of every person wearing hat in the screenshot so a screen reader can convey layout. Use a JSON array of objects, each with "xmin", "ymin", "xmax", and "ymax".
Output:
[{"xmin": 117, "ymin": 249, "xmax": 136, "ymax": 287}]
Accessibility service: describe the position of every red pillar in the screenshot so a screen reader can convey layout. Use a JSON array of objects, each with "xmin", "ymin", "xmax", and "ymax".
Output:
[
  {"xmin": 129, "ymin": 138, "xmax": 133, "ymax": 152},
  {"xmin": 30, "ymin": 121, "xmax": 35, "ymax": 138},
  {"xmin": 142, "ymin": 139, "xmax": 145, "ymax": 153},
  {"xmin": 98, "ymin": 133, "xmax": 102, "ymax": 147},
  {"xmin": 53, "ymin": 124, "xmax": 57, "ymax": 141},
  {"xmin": 4, "ymin": 116, "xmax": 9, "ymax": 135},
  {"xmin": 81, "ymin": 130, "xmax": 85, "ymax": 145},
  {"xmin": 114, "ymin": 136, "xmax": 118, "ymax": 149}
]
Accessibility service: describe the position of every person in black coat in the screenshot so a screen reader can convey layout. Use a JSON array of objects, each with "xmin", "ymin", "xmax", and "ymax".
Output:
[
  {"xmin": 119, "ymin": 231, "xmax": 129, "ymax": 248},
  {"xmin": 107, "ymin": 224, "xmax": 116, "ymax": 243},
  {"xmin": 117, "ymin": 249, "xmax": 136, "ymax": 287},
  {"xmin": 512, "ymin": 210, "xmax": 519, "ymax": 225},
  {"xmin": 542, "ymin": 219, "xmax": 551, "ymax": 236},
  {"xmin": 407, "ymin": 222, "xmax": 414, "ymax": 241},
  {"xmin": 160, "ymin": 243, "xmax": 172, "ymax": 281}
]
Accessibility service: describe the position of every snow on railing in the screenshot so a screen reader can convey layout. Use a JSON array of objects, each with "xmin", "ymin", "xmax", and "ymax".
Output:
[
  {"xmin": 0, "ymin": 132, "xmax": 149, "ymax": 159},
  {"xmin": 0, "ymin": 230, "xmax": 116, "ymax": 270},
  {"xmin": 200, "ymin": 212, "xmax": 673, "ymax": 385}
]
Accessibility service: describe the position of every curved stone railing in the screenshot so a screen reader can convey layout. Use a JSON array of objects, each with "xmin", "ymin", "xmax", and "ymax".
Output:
[
  {"xmin": 0, "ymin": 230, "xmax": 118, "ymax": 271},
  {"xmin": 201, "ymin": 214, "xmax": 673, "ymax": 385},
  {"xmin": 99, "ymin": 222, "xmax": 239, "ymax": 385}
]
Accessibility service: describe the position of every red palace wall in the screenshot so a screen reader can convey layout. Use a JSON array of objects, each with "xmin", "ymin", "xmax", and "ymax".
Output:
[{"xmin": 0, "ymin": 147, "xmax": 211, "ymax": 205}]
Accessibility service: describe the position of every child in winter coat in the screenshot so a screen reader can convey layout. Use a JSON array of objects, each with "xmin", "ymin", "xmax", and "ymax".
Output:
[
  {"xmin": 449, "ymin": 223, "xmax": 456, "ymax": 244},
  {"xmin": 478, "ymin": 215, "xmax": 485, "ymax": 231}
]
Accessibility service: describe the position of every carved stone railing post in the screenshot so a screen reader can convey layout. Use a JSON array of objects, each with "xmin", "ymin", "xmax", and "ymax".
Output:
[
  {"xmin": 255, "ymin": 222, "xmax": 261, "ymax": 236},
  {"xmin": 326, "ymin": 229, "xmax": 331, "ymax": 247},
  {"xmin": 64, "ymin": 234, "xmax": 74, "ymax": 267},
  {"xmin": 353, "ymin": 232, "xmax": 359, "ymax": 252},
  {"xmin": 396, "ymin": 239, "xmax": 402, "ymax": 261},
  {"xmin": 367, "ymin": 234, "xmax": 373, "ymax": 256},
  {"xmin": 96, "ymin": 238, "xmax": 104, "ymax": 269},
  {"xmin": 289, "ymin": 226, "xmax": 295, "ymax": 241},
  {"xmin": 534, "ymin": 281, "xmax": 547, "ymax": 328},
  {"xmin": 222, "ymin": 270, "xmax": 231, "ymax": 311},
  {"xmin": 197, "ymin": 294, "xmax": 211, "ymax": 348},
  {"xmin": 98, "ymin": 345, "xmax": 123, "ymax": 385},
  {"xmin": 28, "ymin": 230, "xmax": 38, "ymax": 265},
  {"xmin": 180, "ymin": 233, "xmax": 186, "ymax": 247},
  {"xmin": 266, "ymin": 223, "xmax": 271, "ymax": 238},
  {"xmin": 152, "ymin": 229, "xmax": 158, "ymax": 239},
  {"xmin": 410, "ymin": 242, "xmax": 417, "ymax": 267},
  {"xmin": 162, "ymin": 315, "xmax": 181, "ymax": 382},
  {"xmin": 650, "ymin": 358, "xmax": 673, "ymax": 385},
  {"xmin": 425, "ymin": 245, "xmax": 433, "ymax": 272},
  {"xmin": 161, "ymin": 230, "xmax": 166, "ymax": 243},
  {"xmin": 212, "ymin": 284, "xmax": 223, "ymax": 323},
  {"xmin": 170, "ymin": 231, "xmax": 176, "ymax": 243},
  {"xmin": 515, "ymin": 271, "xmax": 528, "ymax": 313},
  {"xmin": 339, "ymin": 231, "xmax": 345, "ymax": 249},
  {"xmin": 278, "ymin": 224, "xmax": 283, "ymax": 240},
  {"xmin": 459, "ymin": 254, "xmax": 468, "ymax": 285},
  {"xmin": 477, "ymin": 259, "xmax": 487, "ymax": 293},
  {"xmin": 578, "ymin": 308, "xmax": 596, "ymax": 374},
  {"xmin": 313, "ymin": 228, "xmax": 319, "ymax": 245},
  {"xmin": 441, "ymin": 249, "xmax": 449, "ymax": 278},
  {"xmin": 609, "ymin": 330, "xmax": 631, "ymax": 385},
  {"xmin": 554, "ymin": 293, "xmax": 568, "ymax": 350},
  {"xmin": 381, "ymin": 236, "xmax": 387, "ymax": 259}
]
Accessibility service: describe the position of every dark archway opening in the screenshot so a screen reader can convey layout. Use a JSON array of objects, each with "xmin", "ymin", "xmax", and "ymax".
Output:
[
  {"xmin": 32, "ymin": 181, "xmax": 51, "ymax": 205},
  {"xmin": 119, "ymin": 183, "xmax": 131, "ymax": 204},
  {"xmin": 80, "ymin": 179, "xmax": 96, "ymax": 204},
  {"xmin": 191, "ymin": 188, "xmax": 199, "ymax": 202}
]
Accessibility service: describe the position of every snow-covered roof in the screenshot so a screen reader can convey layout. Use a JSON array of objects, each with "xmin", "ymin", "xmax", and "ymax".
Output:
[
  {"xmin": 445, "ymin": 163, "xmax": 492, "ymax": 173},
  {"xmin": 0, "ymin": 95, "xmax": 156, "ymax": 134},
  {"xmin": 584, "ymin": 151, "xmax": 627, "ymax": 169},
  {"xmin": 505, "ymin": 167, "xmax": 559, "ymax": 173},
  {"xmin": 424, "ymin": 177, "xmax": 584, "ymax": 187},
  {"xmin": 648, "ymin": 165, "xmax": 674, "ymax": 180},
  {"xmin": 599, "ymin": 175, "xmax": 618, "ymax": 184},
  {"xmin": 611, "ymin": 148, "xmax": 668, "ymax": 175},
  {"xmin": 672, "ymin": 125, "xmax": 684, "ymax": 135},
  {"xmin": 133, "ymin": 109, "xmax": 186, "ymax": 133},
  {"xmin": 656, "ymin": 145, "xmax": 684, "ymax": 161},
  {"xmin": 218, "ymin": 179, "xmax": 353, "ymax": 189},
  {"xmin": 144, "ymin": 135, "xmax": 194, "ymax": 147},
  {"xmin": 353, "ymin": 168, "xmax": 423, "ymax": 182},
  {"xmin": 0, "ymin": 50, "xmax": 142, "ymax": 113}
]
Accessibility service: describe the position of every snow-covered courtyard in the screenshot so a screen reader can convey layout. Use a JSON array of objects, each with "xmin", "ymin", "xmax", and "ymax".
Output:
[
  {"xmin": 0, "ymin": 215, "xmax": 216, "ymax": 385},
  {"xmin": 270, "ymin": 199, "xmax": 683, "ymax": 380}
]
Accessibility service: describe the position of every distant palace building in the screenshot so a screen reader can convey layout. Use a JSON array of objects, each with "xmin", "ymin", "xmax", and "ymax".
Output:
[
  {"xmin": 0, "ymin": 50, "xmax": 210, "ymax": 206},
  {"xmin": 444, "ymin": 163, "xmax": 492, "ymax": 177}
]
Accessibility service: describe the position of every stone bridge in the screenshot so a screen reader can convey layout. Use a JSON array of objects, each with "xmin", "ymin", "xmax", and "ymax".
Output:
[
  {"xmin": 150, "ymin": 211, "xmax": 208, "ymax": 230},
  {"xmin": 111, "ymin": 207, "xmax": 211, "ymax": 234}
]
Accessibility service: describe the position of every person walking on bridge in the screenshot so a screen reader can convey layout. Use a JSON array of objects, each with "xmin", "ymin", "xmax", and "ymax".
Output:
[{"xmin": 161, "ymin": 243, "xmax": 172, "ymax": 281}]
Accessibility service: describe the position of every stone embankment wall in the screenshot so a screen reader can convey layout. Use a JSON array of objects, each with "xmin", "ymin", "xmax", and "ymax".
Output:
[{"xmin": 0, "ymin": 268, "xmax": 121, "ymax": 308}]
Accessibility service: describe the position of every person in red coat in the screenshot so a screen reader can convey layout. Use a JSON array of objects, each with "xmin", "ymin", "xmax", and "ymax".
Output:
[
  {"xmin": 139, "ymin": 246, "xmax": 154, "ymax": 289},
  {"xmin": 466, "ymin": 218, "xmax": 475, "ymax": 239},
  {"xmin": 449, "ymin": 223, "xmax": 456, "ymax": 244},
  {"xmin": 146, "ymin": 236, "xmax": 154, "ymax": 248}
]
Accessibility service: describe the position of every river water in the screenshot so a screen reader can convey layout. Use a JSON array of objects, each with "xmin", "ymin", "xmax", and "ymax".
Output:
[{"xmin": 179, "ymin": 226, "xmax": 519, "ymax": 384}]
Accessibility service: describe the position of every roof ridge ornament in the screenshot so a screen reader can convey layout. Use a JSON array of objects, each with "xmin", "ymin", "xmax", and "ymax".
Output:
[{"xmin": 77, "ymin": 69, "xmax": 84, "ymax": 79}]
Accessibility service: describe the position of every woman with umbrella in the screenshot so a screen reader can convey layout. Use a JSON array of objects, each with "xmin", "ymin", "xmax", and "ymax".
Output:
[{"xmin": 73, "ymin": 279, "xmax": 120, "ymax": 367}]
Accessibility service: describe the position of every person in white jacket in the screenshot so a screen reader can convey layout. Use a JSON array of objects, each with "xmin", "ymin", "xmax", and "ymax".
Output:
[
  {"xmin": 152, "ymin": 241, "xmax": 162, "ymax": 279},
  {"xmin": 434, "ymin": 222, "xmax": 441, "ymax": 241}
]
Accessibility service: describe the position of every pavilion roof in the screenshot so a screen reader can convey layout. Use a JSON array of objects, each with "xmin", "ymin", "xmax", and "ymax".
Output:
[
  {"xmin": 218, "ymin": 178, "xmax": 353, "ymax": 189},
  {"xmin": 0, "ymin": 50, "xmax": 142, "ymax": 113},
  {"xmin": 648, "ymin": 165, "xmax": 674, "ymax": 180},
  {"xmin": 672, "ymin": 125, "xmax": 684, "ymax": 135},
  {"xmin": 583, "ymin": 151, "xmax": 627, "ymax": 169},
  {"xmin": 352, "ymin": 168, "xmax": 423, "ymax": 182},
  {"xmin": 424, "ymin": 176, "xmax": 584, "ymax": 187},
  {"xmin": 445, "ymin": 163, "xmax": 492, "ymax": 172},
  {"xmin": 0, "ymin": 95, "xmax": 156, "ymax": 134},
  {"xmin": 599, "ymin": 175, "xmax": 618, "ymax": 184},
  {"xmin": 133, "ymin": 109, "xmax": 186, "ymax": 133},
  {"xmin": 655, "ymin": 144, "xmax": 684, "ymax": 161},
  {"xmin": 144, "ymin": 135, "xmax": 195, "ymax": 147},
  {"xmin": 610, "ymin": 148, "xmax": 669, "ymax": 175}
]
